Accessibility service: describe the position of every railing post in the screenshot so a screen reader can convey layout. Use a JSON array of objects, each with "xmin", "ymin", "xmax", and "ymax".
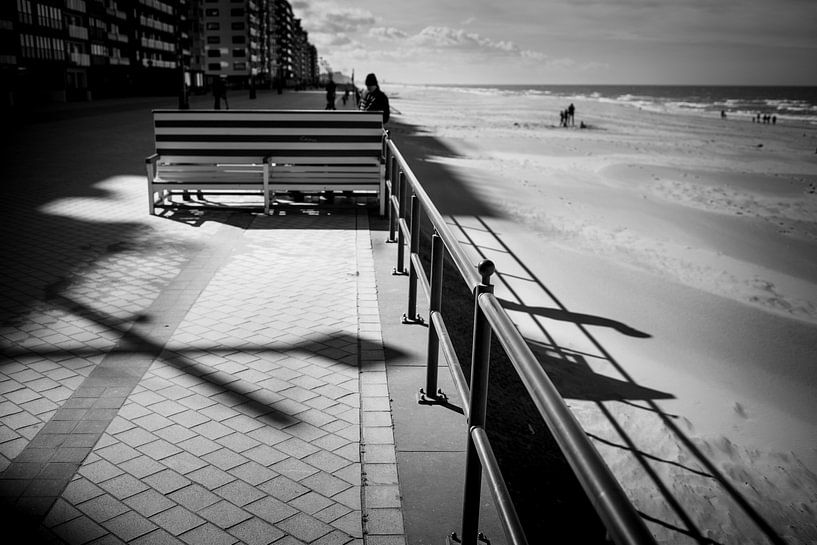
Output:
[
  {"xmin": 458, "ymin": 260, "xmax": 495, "ymax": 545},
  {"xmin": 387, "ymin": 154, "xmax": 398, "ymax": 243},
  {"xmin": 394, "ymin": 170, "xmax": 407, "ymax": 275},
  {"xmin": 421, "ymin": 232, "xmax": 444, "ymax": 400},
  {"xmin": 403, "ymin": 195, "xmax": 423, "ymax": 323}
]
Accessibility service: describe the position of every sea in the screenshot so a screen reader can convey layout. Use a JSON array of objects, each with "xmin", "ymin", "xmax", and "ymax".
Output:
[{"xmin": 407, "ymin": 84, "xmax": 817, "ymax": 125}]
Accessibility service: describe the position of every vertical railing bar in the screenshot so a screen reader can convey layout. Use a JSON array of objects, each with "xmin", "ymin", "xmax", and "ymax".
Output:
[
  {"xmin": 384, "ymin": 140, "xmax": 395, "ymax": 242},
  {"xmin": 460, "ymin": 260, "xmax": 496, "ymax": 545},
  {"xmin": 405, "ymin": 195, "xmax": 421, "ymax": 323},
  {"xmin": 423, "ymin": 232, "xmax": 444, "ymax": 399},
  {"xmin": 387, "ymin": 154, "xmax": 397, "ymax": 242},
  {"xmin": 395, "ymin": 170, "xmax": 406, "ymax": 274}
]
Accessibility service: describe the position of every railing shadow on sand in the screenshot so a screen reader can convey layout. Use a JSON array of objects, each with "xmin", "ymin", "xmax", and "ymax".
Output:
[{"xmin": 382, "ymin": 125, "xmax": 790, "ymax": 545}]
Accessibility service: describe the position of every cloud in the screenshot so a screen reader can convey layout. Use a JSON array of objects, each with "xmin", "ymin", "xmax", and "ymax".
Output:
[
  {"xmin": 369, "ymin": 27, "xmax": 409, "ymax": 40},
  {"xmin": 406, "ymin": 26, "xmax": 549, "ymax": 60},
  {"xmin": 292, "ymin": 2, "xmax": 377, "ymax": 34}
]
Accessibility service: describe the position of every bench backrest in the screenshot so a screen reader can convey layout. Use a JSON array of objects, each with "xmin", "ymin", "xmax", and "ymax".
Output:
[{"xmin": 152, "ymin": 109, "xmax": 384, "ymax": 165}]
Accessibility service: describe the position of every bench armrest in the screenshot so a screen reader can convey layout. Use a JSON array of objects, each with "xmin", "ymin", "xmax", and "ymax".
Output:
[{"xmin": 145, "ymin": 153, "xmax": 159, "ymax": 164}]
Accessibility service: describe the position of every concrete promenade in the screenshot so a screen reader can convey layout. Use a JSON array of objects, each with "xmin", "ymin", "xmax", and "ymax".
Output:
[{"xmin": 0, "ymin": 89, "xmax": 502, "ymax": 544}]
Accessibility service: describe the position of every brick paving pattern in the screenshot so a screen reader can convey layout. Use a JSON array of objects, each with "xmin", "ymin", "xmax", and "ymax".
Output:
[{"xmin": 1, "ymin": 172, "xmax": 405, "ymax": 544}]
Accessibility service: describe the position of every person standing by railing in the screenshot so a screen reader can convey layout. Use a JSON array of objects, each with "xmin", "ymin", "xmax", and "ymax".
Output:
[{"xmin": 359, "ymin": 73, "xmax": 390, "ymax": 123}]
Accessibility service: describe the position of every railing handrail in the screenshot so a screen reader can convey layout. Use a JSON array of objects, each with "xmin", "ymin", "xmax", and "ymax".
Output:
[
  {"xmin": 385, "ymin": 139, "xmax": 483, "ymax": 290},
  {"xmin": 383, "ymin": 131, "xmax": 657, "ymax": 545}
]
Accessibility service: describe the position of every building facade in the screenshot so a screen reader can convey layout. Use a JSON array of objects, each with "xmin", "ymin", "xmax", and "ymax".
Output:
[{"xmin": 1, "ymin": 0, "xmax": 317, "ymax": 107}]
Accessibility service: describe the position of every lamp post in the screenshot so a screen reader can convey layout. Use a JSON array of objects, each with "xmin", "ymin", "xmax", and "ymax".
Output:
[{"xmin": 176, "ymin": 1, "xmax": 189, "ymax": 109}]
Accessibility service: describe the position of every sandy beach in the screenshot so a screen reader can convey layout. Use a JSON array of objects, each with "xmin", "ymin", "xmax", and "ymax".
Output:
[{"xmin": 386, "ymin": 85, "xmax": 817, "ymax": 544}]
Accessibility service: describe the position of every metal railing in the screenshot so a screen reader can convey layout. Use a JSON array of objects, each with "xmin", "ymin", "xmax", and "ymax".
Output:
[{"xmin": 382, "ymin": 131, "xmax": 657, "ymax": 545}]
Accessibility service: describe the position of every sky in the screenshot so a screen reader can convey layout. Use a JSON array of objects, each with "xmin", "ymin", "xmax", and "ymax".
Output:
[{"xmin": 290, "ymin": 0, "xmax": 817, "ymax": 86}]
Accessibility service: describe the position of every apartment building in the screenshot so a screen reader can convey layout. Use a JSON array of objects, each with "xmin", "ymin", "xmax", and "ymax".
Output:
[{"xmin": 1, "ymin": 0, "xmax": 317, "ymax": 107}]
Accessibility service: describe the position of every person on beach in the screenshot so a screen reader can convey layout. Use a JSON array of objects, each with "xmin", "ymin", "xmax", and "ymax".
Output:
[
  {"xmin": 358, "ymin": 73, "xmax": 390, "ymax": 123},
  {"xmin": 568, "ymin": 103, "xmax": 575, "ymax": 126},
  {"xmin": 325, "ymin": 75, "xmax": 336, "ymax": 110},
  {"xmin": 213, "ymin": 76, "xmax": 228, "ymax": 109}
]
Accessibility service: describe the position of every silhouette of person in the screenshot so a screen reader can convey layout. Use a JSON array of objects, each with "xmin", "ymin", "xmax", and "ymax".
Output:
[
  {"xmin": 325, "ymin": 76, "xmax": 336, "ymax": 110},
  {"xmin": 213, "ymin": 76, "xmax": 228, "ymax": 109},
  {"xmin": 358, "ymin": 73, "xmax": 390, "ymax": 123},
  {"xmin": 568, "ymin": 103, "xmax": 575, "ymax": 126},
  {"xmin": 772, "ymin": 115, "xmax": 777, "ymax": 125}
]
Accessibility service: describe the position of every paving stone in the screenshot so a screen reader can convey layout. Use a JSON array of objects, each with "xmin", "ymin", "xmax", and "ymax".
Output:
[
  {"xmin": 79, "ymin": 459, "xmax": 123, "ymax": 484},
  {"xmin": 179, "ymin": 522, "xmax": 238, "ymax": 545},
  {"xmin": 312, "ymin": 529, "xmax": 356, "ymax": 545},
  {"xmin": 198, "ymin": 500, "xmax": 253, "ymax": 529},
  {"xmin": 271, "ymin": 458, "xmax": 320, "ymax": 481},
  {"xmin": 143, "ymin": 469, "xmax": 191, "ymax": 495},
  {"xmin": 102, "ymin": 510, "xmax": 158, "ymax": 541},
  {"xmin": 188, "ymin": 465, "xmax": 235, "ymax": 490},
  {"xmin": 42, "ymin": 497, "xmax": 83, "ymax": 528},
  {"xmin": 243, "ymin": 496, "xmax": 297, "ymax": 525},
  {"xmin": 303, "ymin": 451, "xmax": 351, "ymax": 474},
  {"xmin": 161, "ymin": 451, "xmax": 208, "ymax": 475},
  {"xmin": 277, "ymin": 511, "xmax": 335, "ymax": 543},
  {"xmin": 98, "ymin": 472, "xmax": 149, "ymax": 500},
  {"xmin": 259, "ymin": 475, "xmax": 308, "ymax": 502},
  {"xmin": 168, "ymin": 483, "xmax": 221, "ymax": 511},
  {"xmin": 329, "ymin": 510, "xmax": 363, "ymax": 539},
  {"xmin": 301, "ymin": 471, "xmax": 352, "ymax": 498},
  {"xmin": 52, "ymin": 515, "xmax": 108, "ymax": 544},
  {"xmin": 76, "ymin": 493, "xmax": 129, "ymax": 522},
  {"xmin": 130, "ymin": 528, "xmax": 185, "ymax": 545},
  {"xmin": 365, "ymin": 508, "xmax": 405, "ymax": 535},
  {"xmin": 202, "ymin": 447, "xmax": 249, "ymax": 471},
  {"xmin": 124, "ymin": 488, "xmax": 176, "ymax": 518},
  {"xmin": 228, "ymin": 516, "xmax": 285, "ymax": 545},
  {"xmin": 150, "ymin": 505, "xmax": 206, "ymax": 536},
  {"xmin": 118, "ymin": 455, "xmax": 165, "ymax": 479}
]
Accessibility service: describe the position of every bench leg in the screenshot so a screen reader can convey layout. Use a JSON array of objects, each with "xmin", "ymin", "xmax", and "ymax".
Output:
[{"xmin": 263, "ymin": 163, "xmax": 270, "ymax": 214}]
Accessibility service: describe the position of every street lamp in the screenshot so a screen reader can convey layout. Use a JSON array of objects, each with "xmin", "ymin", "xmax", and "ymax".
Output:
[{"xmin": 176, "ymin": 2, "xmax": 189, "ymax": 109}]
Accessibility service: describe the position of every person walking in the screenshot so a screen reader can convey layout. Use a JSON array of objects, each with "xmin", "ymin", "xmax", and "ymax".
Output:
[
  {"xmin": 213, "ymin": 76, "xmax": 228, "ymax": 109},
  {"xmin": 358, "ymin": 73, "xmax": 390, "ymax": 123},
  {"xmin": 325, "ymin": 76, "xmax": 337, "ymax": 110},
  {"xmin": 568, "ymin": 103, "xmax": 575, "ymax": 126}
]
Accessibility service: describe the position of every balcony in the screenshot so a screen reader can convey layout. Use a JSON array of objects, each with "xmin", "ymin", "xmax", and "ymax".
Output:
[
  {"xmin": 68, "ymin": 25, "xmax": 89, "ymax": 40},
  {"xmin": 69, "ymin": 52, "xmax": 91, "ymax": 66},
  {"xmin": 66, "ymin": 0, "xmax": 86, "ymax": 13}
]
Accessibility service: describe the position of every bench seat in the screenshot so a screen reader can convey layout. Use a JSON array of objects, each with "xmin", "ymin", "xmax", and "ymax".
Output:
[{"xmin": 146, "ymin": 110, "xmax": 385, "ymax": 215}]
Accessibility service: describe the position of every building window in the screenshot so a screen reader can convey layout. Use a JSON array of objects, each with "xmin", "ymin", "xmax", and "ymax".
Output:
[
  {"xmin": 207, "ymin": 49, "xmax": 221, "ymax": 57},
  {"xmin": 205, "ymin": 9, "xmax": 219, "ymax": 16},
  {"xmin": 232, "ymin": 35, "xmax": 246, "ymax": 44},
  {"xmin": 208, "ymin": 63, "xmax": 221, "ymax": 71},
  {"xmin": 233, "ymin": 62, "xmax": 246, "ymax": 71},
  {"xmin": 232, "ymin": 48, "xmax": 245, "ymax": 57},
  {"xmin": 206, "ymin": 22, "xmax": 219, "ymax": 30},
  {"xmin": 230, "ymin": 8, "xmax": 244, "ymax": 16},
  {"xmin": 207, "ymin": 36, "xmax": 220, "ymax": 44},
  {"xmin": 231, "ymin": 22, "xmax": 244, "ymax": 30}
]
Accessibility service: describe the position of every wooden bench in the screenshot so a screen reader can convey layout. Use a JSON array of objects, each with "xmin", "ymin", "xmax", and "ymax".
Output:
[{"xmin": 145, "ymin": 109, "xmax": 386, "ymax": 215}]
